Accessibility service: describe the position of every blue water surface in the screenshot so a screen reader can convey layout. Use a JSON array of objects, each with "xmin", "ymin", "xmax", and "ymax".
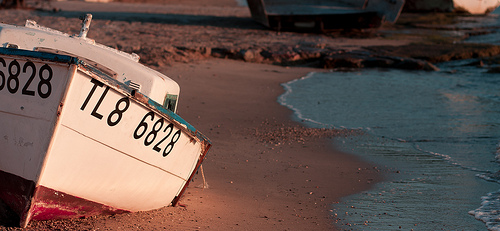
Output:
[
  {"xmin": 280, "ymin": 62, "xmax": 500, "ymax": 230},
  {"xmin": 278, "ymin": 10, "xmax": 500, "ymax": 229}
]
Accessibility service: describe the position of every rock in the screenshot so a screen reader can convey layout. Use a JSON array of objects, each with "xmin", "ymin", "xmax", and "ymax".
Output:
[
  {"xmin": 198, "ymin": 46, "xmax": 212, "ymax": 57},
  {"xmin": 394, "ymin": 58, "xmax": 439, "ymax": 71},
  {"xmin": 211, "ymin": 47, "xmax": 238, "ymax": 59},
  {"xmin": 322, "ymin": 54, "xmax": 365, "ymax": 68},
  {"xmin": 162, "ymin": 45, "xmax": 176, "ymax": 54},
  {"xmin": 367, "ymin": 44, "xmax": 500, "ymax": 63},
  {"xmin": 262, "ymin": 49, "xmax": 301, "ymax": 63},
  {"xmin": 321, "ymin": 51, "xmax": 440, "ymax": 70},
  {"xmin": 240, "ymin": 49, "xmax": 263, "ymax": 62},
  {"xmin": 362, "ymin": 57, "xmax": 396, "ymax": 68},
  {"xmin": 293, "ymin": 47, "xmax": 324, "ymax": 60}
]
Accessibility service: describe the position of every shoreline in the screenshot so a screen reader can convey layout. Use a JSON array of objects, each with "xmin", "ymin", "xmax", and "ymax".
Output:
[
  {"xmin": 2, "ymin": 59, "xmax": 382, "ymax": 231},
  {"xmin": 160, "ymin": 60, "xmax": 382, "ymax": 230},
  {"xmin": 0, "ymin": 5, "xmax": 386, "ymax": 230},
  {"xmin": 0, "ymin": 2, "xmax": 499, "ymax": 230}
]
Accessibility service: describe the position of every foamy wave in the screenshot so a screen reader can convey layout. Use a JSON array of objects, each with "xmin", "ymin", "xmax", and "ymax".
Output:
[
  {"xmin": 279, "ymin": 72, "xmax": 333, "ymax": 128},
  {"xmin": 469, "ymin": 190, "xmax": 500, "ymax": 231},
  {"xmin": 413, "ymin": 142, "xmax": 494, "ymax": 175}
]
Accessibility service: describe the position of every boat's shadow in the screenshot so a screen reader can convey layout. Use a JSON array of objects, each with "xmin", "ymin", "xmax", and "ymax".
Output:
[{"xmin": 37, "ymin": 9, "xmax": 264, "ymax": 30}]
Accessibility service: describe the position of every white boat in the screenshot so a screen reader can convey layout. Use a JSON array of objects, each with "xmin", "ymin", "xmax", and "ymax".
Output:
[
  {"xmin": 0, "ymin": 15, "xmax": 211, "ymax": 227},
  {"xmin": 246, "ymin": 0, "xmax": 405, "ymax": 32},
  {"xmin": 404, "ymin": 0, "xmax": 500, "ymax": 14}
]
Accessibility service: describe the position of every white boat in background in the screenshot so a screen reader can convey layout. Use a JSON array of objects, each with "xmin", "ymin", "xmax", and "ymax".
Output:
[
  {"xmin": 0, "ymin": 15, "xmax": 211, "ymax": 227},
  {"xmin": 404, "ymin": 0, "xmax": 500, "ymax": 14},
  {"xmin": 246, "ymin": 0, "xmax": 405, "ymax": 32}
]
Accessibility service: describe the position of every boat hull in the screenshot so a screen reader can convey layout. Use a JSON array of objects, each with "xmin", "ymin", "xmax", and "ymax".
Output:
[
  {"xmin": 0, "ymin": 170, "xmax": 36, "ymax": 223},
  {"xmin": 0, "ymin": 48, "xmax": 210, "ymax": 227},
  {"xmin": 30, "ymin": 185, "xmax": 129, "ymax": 221},
  {"xmin": 246, "ymin": 0, "xmax": 405, "ymax": 32}
]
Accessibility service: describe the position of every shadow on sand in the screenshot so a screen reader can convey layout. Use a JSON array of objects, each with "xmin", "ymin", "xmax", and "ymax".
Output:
[{"xmin": 36, "ymin": 9, "xmax": 264, "ymax": 30}]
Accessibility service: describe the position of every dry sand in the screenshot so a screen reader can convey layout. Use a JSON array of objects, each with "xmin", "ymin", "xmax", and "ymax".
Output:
[{"xmin": 0, "ymin": 1, "xmax": 396, "ymax": 230}]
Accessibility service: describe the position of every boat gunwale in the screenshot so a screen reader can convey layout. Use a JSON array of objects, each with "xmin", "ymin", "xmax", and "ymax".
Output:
[{"xmin": 0, "ymin": 47, "xmax": 211, "ymax": 146}]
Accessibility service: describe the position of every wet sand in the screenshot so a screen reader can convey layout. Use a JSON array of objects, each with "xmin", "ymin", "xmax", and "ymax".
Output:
[{"xmin": 0, "ymin": 1, "xmax": 460, "ymax": 230}]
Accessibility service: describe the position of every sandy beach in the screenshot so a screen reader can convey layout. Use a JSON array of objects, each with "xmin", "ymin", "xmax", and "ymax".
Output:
[
  {"xmin": 2, "ymin": 58, "xmax": 379, "ymax": 230},
  {"xmin": 1, "ymin": 1, "xmax": 498, "ymax": 230}
]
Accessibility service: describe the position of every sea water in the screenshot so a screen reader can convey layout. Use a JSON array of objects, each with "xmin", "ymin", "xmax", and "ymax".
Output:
[{"xmin": 278, "ymin": 11, "xmax": 500, "ymax": 231}]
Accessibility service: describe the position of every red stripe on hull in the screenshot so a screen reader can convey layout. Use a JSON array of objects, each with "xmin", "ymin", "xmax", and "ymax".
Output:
[{"xmin": 30, "ymin": 185, "xmax": 130, "ymax": 221}]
